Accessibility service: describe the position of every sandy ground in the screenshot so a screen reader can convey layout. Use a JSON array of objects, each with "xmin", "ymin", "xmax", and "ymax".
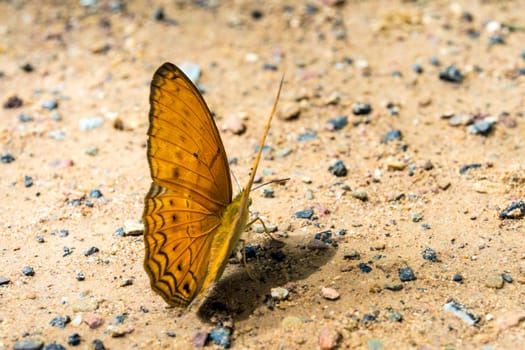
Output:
[{"xmin": 1, "ymin": 0, "xmax": 525, "ymax": 349}]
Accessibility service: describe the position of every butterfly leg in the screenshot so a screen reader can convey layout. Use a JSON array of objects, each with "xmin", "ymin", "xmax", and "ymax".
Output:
[
  {"xmin": 239, "ymin": 238, "xmax": 258, "ymax": 281},
  {"xmin": 245, "ymin": 216, "xmax": 283, "ymax": 244}
]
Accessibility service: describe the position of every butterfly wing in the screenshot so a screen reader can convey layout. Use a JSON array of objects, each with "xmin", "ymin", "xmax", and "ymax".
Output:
[{"xmin": 143, "ymin": 62, "xmax": 232, "ymax": 307}]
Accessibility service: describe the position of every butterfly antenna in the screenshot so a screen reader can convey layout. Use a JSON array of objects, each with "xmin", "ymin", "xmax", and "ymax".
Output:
[
  {"xmin": 251, "ymin": 177, "xmax": 290, "ymax": 191},
  {"xmin": 245, "ymin": 75, "xmax": 284, "ymax": 192}
]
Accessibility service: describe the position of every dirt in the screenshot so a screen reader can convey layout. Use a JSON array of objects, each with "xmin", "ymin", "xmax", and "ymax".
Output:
[{"xmin": 1, "ymin": 0, "xmax": 525, "ymax": 349}]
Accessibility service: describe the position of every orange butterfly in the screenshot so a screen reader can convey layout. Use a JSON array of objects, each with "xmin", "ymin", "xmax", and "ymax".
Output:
[{"xmin": 143, "ymin": 62, "xmax": 282, "ymax": 307}]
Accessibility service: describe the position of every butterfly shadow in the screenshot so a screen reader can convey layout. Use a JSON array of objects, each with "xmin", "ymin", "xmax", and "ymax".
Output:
[{"xmin": 196, "ymin": 235, "xmax": 336, "ymax": 322}]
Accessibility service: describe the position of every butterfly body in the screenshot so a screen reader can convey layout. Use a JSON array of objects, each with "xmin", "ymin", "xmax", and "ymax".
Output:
[{"xmin": 143, "ymin": 62, "xmax": 281, "ymax": 307}]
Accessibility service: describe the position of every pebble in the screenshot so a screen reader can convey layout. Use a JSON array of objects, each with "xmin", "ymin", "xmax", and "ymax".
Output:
[
  {"xmin": 253, "ymin": 223, "xmax": 277, "ymax": 233},
  {"xmin": 448, "ymin": 113, "xmax": 474, "ymax": 126},
  {"xmin": 3, "ymin": 95, "xmax": 23, "ymax": 108},
  {"xmin": 398, "ymin": 266, "xmax": 417, "ymax": 281},
  {"xmin": 386, "ymin": 309, "xmax": 403, "ymax": 322},
  {"xmin": 22, "ymin": 266, "xmax": 35, "ymax": 276},
  {"xmin": 382, "ymin": 129, "xmax": 402, "ymax": 143},
  {"xmin": 209, "ymin": 326, "xmax": 231, "ymax": 348},
  {"xmin": 121, "ymin": 221, "xmax": 144, "ymax": 236},
  {"xmin": 1, "ymin": 153, "xmax": 15, "ymax": 163},
  {"xmin": 79, "ymin": 117, "xmax": 104, "ymax": 131},
  {"xmin": 293, "ymin": 209, "xmax": 313, "ymax": 219},
  {"xmin": 0, "ymin": 276, "xmax": 10, "ymax": 285},
  {"xmin": 439, "ymin": 64, "xmax": 464, "ymax": 83},
  {"xmin": 276, "ymin": 148, "xmax": 292, "ymax": 157},
  {"xmin": 307, "ymin": 239, "xmax": 329, "ymax": 250},
  {"xmin": 43, "ymin": 343, "xmax": 66, "ymax": 350},
  {"xmin": 225, "ymin": 114, "xmax": 246, "ymax": 135},
  {"xmin": 499, "ymin": 201, "xmax": 525, "ymax": 219},
  {"xmin": 443, "ymin": 300, "xmax": 480, "ymax": 326},
  {"xmin": 50, "ymin": 315, "xmax": 71, "ymax": 328},
  {"xmin": 343, "ymin": 250, "xmax": 360, "ymax": 260},
  {"xmin": 326, "ymin": 116, "xmax": 348, "ymax": 131},
  {"xmin": 385, "ymin": 282, "xmax": 403, "ymax": 291},
  {"xmin": 84, "ymin": 246, "xmax": 100, "ymax": 256},
  {"xmin": 13, "ymin": 338, "xmax": 44, "ymax": 350},
  {"xmin": 421, "ymin": 247, "xmax": 438, "ymax": 262},
  {"xmin": 297, "ymin": 131, "xmax": 317, "ymax": 142},
  {"xmin": 278, "ymin": 102, "xmax": 301, "ymax": 121},
  {"xmin": 85, "ymin": 146, "xmax": 99, "ymax": 156},
  {"xmin": 281, "ymin": 316, "xmax": 302, "ymax": 328},
  {"xmin": 358, "ymin": 263, "xmax": 372, "ymax": 273},
  {"xmin": 328, "ymin": 160, "xmax": 347, "ymax": 177},
  {"xmin": 19, "ymin": 113, "xmax": 33, "ymax": 122},
  {"xmin": 459, "ymin": 163, "xmax": 481, "ymax": 174},
  {"xmin": 68, "ymin": 333, "xmax": 81, "ymax": 346},
  {"xmin": 412, "ymin": 63, "xmax": 423, "ymax": 74},
  {"xmin": 271, "ymin": 287, "xmax": 289, "ymax": 301},
  {"xmin": 76, "ymin": 272, "xmax": 85, "ymax": 281},
  {"xmin": 468, "ymin": 120, "xmax": 494, "ymax": 135},
  {"xmin": 351, "ymin": 188, "xmax": 368, "ymax": 201},
  {"xmin": 91, "ymin": 339, "xmax": 106, "ymax": 350},
  {"xmin": 42, "ymin": 100, "xmax": 58, "ymax": 110},
  {"xmin": 321, "ymin": 287, "xmax": 340, "ymax": 300},
  {"xmin": 452, "ymin": 274, "xmax": 463, "ymax": 282},
  {"xmin": 89, "ymin": 189, "xmax": 103, "ymax": 198},
  {"xmin": 352, "ymin": 102, "xmax": 372, "ymax": 115},
  {"xmin": 262, "ymin": 188, "xmax": 274, "ymax": 198},
  {"xmin": 24, "ymin": 175, "xmax": 33, "ymax": 187},
  {"xmin": 48, "ymin": 130, "xmax": 65, "ymax": 140},
  {"xmin": 502, "ymin": 273, "xmax": 513, "ymax": 283},
  {"xmin": 485, "ymin": 273, "xmax": 504, "ymax": 289},
  {"xmin": 411, "ymin": 213, "xmax": 423, "ymax": 222},
  {"xmin": 192, "ymin": 331, "xmax": 209, "ymax": 348},
  {"xmin": 324, "ymin": 92, "xmax": 340, "ymax": 105},
  {"xmin": 318, "ymin": 326, "xmax": 341, "ymax": 350},
  {"xmin": 179, "ymin": 62, "xmax": 201, "ymax": 83},
  {"xmin": 367, "ymin": 339, "xmax": 384, "ymax": 350},
  {"xmin": 496, "ymin": 311, "xmax": 525, "ymax": 331},
  {"xmin": 107, "ymin": 325, "xmax": 131, "ymax": 338},
  {"xmin": 386, "ymin": 160, "xmax": 405, "ymax": 171}
]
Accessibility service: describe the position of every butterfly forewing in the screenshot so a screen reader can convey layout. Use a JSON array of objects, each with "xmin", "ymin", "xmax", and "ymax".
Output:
[{"xmin": 144, "ymin": 63, "xmax": 232, "ymax": 306}]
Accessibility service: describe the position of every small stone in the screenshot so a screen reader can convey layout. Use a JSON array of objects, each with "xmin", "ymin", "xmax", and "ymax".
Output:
[
  {"xmin": 502, "ymin": 274, "xmax": 513, "ymax": 283},
  {"xmin": 421, "ymin": 247, "xmax": 438, "ymax": 262},
  {"xmin": 82, "ymin": 312, "xmax": 104, "ymax": 329},
  {"xmin": 328, "ymin": 160, "xmax": 347, "ymax": 177},
  {"xmin": 209, "ymin": 326, "xmax": 231, "ymax": 348},
  {"xmin": 382, "ymin": 129, "xmax": 402, "ymax": 143},
  {"xmin": 468, "ymin": 120, "xmax": 494, "ymax": 135},
  {"xmin": 271, "ymin": 287, "xmax": 289, "ymax": 301},
  {"xmin": 294, "ymin": 209, "xmax": 313, "ymax": 219},
  {"xmin": 352, "ymin": 102, "xmax": 372, "ymax": 115},
  {"xmin": 179, "ymin": 62, "xmax": 201, "ymax": 83},
  {"xmin": 18, "ymin": 113, "xmax": 33, "ymax": 122},
  {"xmin": 76, "ymin": 272, "xmax": 85, "ymax": 281},
  {"xmin": 318, "ymin": 326, "xmax": 341, "ymax": 350},
  {"xmin": 24, "ymin": 175, "xmax": 34, "ymax": 188},
  {"xmin": 13, "ymin": 338, "xmax": 44, "ymax": 350},
  {"xmin": 367, "ymin": 339, "xmax": 384, "ymax": 350},
  {"xmin": 386, "ymin": 309, "xmax": 403, "ymax": 322},
  {"xmin": 67, "ymin": 333, "xmax": 81, "ymax": 346},
  {"xmin": 276, "ymin": 148, "xmax": 292, "ymax": 157},
  {"xmin": 4, "ymin": 95, "xmax": 23, "ymax": 108},
  {"xmin": 84, "ymin": 246, "xmax": 100, "ymax": 256},
  {"xmin": 225, "ymin": 114, "xmax": 246, "ymax": 135},
  {"xmin": 443, "ymin": 300, "xmax": 480, "ymax": 326},
  {"xmin": 278, "ymin": 102, "xmax": 301, "ymax": 121},
  {"xmin": 412, "ymin": 63, "xmax": 423, "ymax": 74},
  {"xmin": 0, "ymin": 276, "xmax": 10, "ymax": 285},
  {"xmin": 448, "ymin": 113, "xmax": 474, "ymax": 126},
  {"xmin": 358, "ymin": 263, "xmax": 372, "ymax": 273},
  {"xmin": 262, "ymin": 188, "xmax": 274, "ymax": 198},
  {"xmin": 153, "ymin": 7, "xmax": 165, "ymax": 21},
  {"xmin": 496, "ymin": 311, "xmax": 525, "ymax": 331},
  {"xmin": 42, "ymin": 100, "xmax": 58, "ymax": 110},
  {"xmin": 321, "ymin": 287, "xmax": 340, "ymax": 300},
  {"xmin": 192, "ymin": 331, "xmax": 209, "ymax": 348},
  {"xmin": 120, "ymin": 278, "xmax": 133, "ymax": 287},
  {"xmin": 351, "ymin": 188, "xmax": 368, "ymax": 201},
  {"xmin": 324, "ymin": 91, "xmax": 340, "ymax": 105},
  {"xmin": 85, "ymin": 146, "xmax": 99, "ymax": 156},
  {"xmin": 107, "ymin": 325, "xmax": 132, "ymax": 338},
  {"xmin": 89, "ymin": 189, "xmax": 103, "ymax": 198},
  {"xmin": 22, "ymin": 266, "xmax": 35, "ymax": 276},
  {"xmin": 121, "ymin": 221, "xmax": 144, "ymax": 236},
  {"xmin": 307, "ymin": 239, "xmax": 328, "ymax": 250},
  {"xmin": 343, "ymin": 250, "xmax": 360, "ymax": 260},
  {"xmin": 1, "ymin": 153, "xmax": 15, "ymax": 163},
  {"xmin": 452, "ymin": 274, "xmax": 463, "ymax": 282},
  {"xmin": 91, "ymin": 339, "xmax": 106, "ymax": 350},
  {"xmin": 459, "ymin": 163, "xmax": 481, "ymax": 174},
  {"xmin": 411, "ymin": 213, "xmax": 423, "ymax": 222},
  {"xmin": 326, "ymin": 116, "xmax": 348, "ymax": 131},
  {"xmin": 421, "ymin": 160, "xmax": 434, "ymax": 171},
  {"xmin": 50, "ymin": 315, "xmax": 71, "ymax": 328},
  {"xmin": 43, "ymin": 343, "xmax": 66, "ymax": 350},
  {"xmin": 485, "ymin": 273, "xmax": 504, "ymax": 289},
  {"xmin": 79, "ymin": 117, "xmax": 104, "ymax": 131},
  {"xmin": 439, "ymin": 65, "xmax": 464, "ymax": 83},
  {"xmin": 384, "ymin": 282, "xmax": 403, "ymax": 291},
  {"xmin": 399, "ymin": 267, "xmax": 416, "ymax": 282},
  {"xmin": 386, "ymin": 159, "xmax": 405, "ymax": 171}
]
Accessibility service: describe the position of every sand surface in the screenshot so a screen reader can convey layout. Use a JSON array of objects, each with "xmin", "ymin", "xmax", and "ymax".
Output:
[{"xmin": 1, "ymin": 1, "xmax": 525, "ymax": 349}]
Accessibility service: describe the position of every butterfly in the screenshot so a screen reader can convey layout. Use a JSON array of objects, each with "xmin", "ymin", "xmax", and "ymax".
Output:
[{"xmin": 143, "ymin": 62, "xmax": 282, "ymax": 307}]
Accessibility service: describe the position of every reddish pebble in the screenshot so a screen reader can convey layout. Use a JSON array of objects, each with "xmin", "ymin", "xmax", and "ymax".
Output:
[
  {"xmin": 321, "ymin": 287, "xmax": 340, "ymax": 300},
  {"xmin": 84, "ymin": 312, "xmax": 104, "ymax": 329},
  {"xmin": 497, "ymin": 311, "xmax": 525, "ymax": 331},
  {"xmin": 192, "ymin": 331, "xmax": 209, "ymax": 348},
  {"xmin": 318, "ymin": 325, "xmax": 341, "ymax": 350}
]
